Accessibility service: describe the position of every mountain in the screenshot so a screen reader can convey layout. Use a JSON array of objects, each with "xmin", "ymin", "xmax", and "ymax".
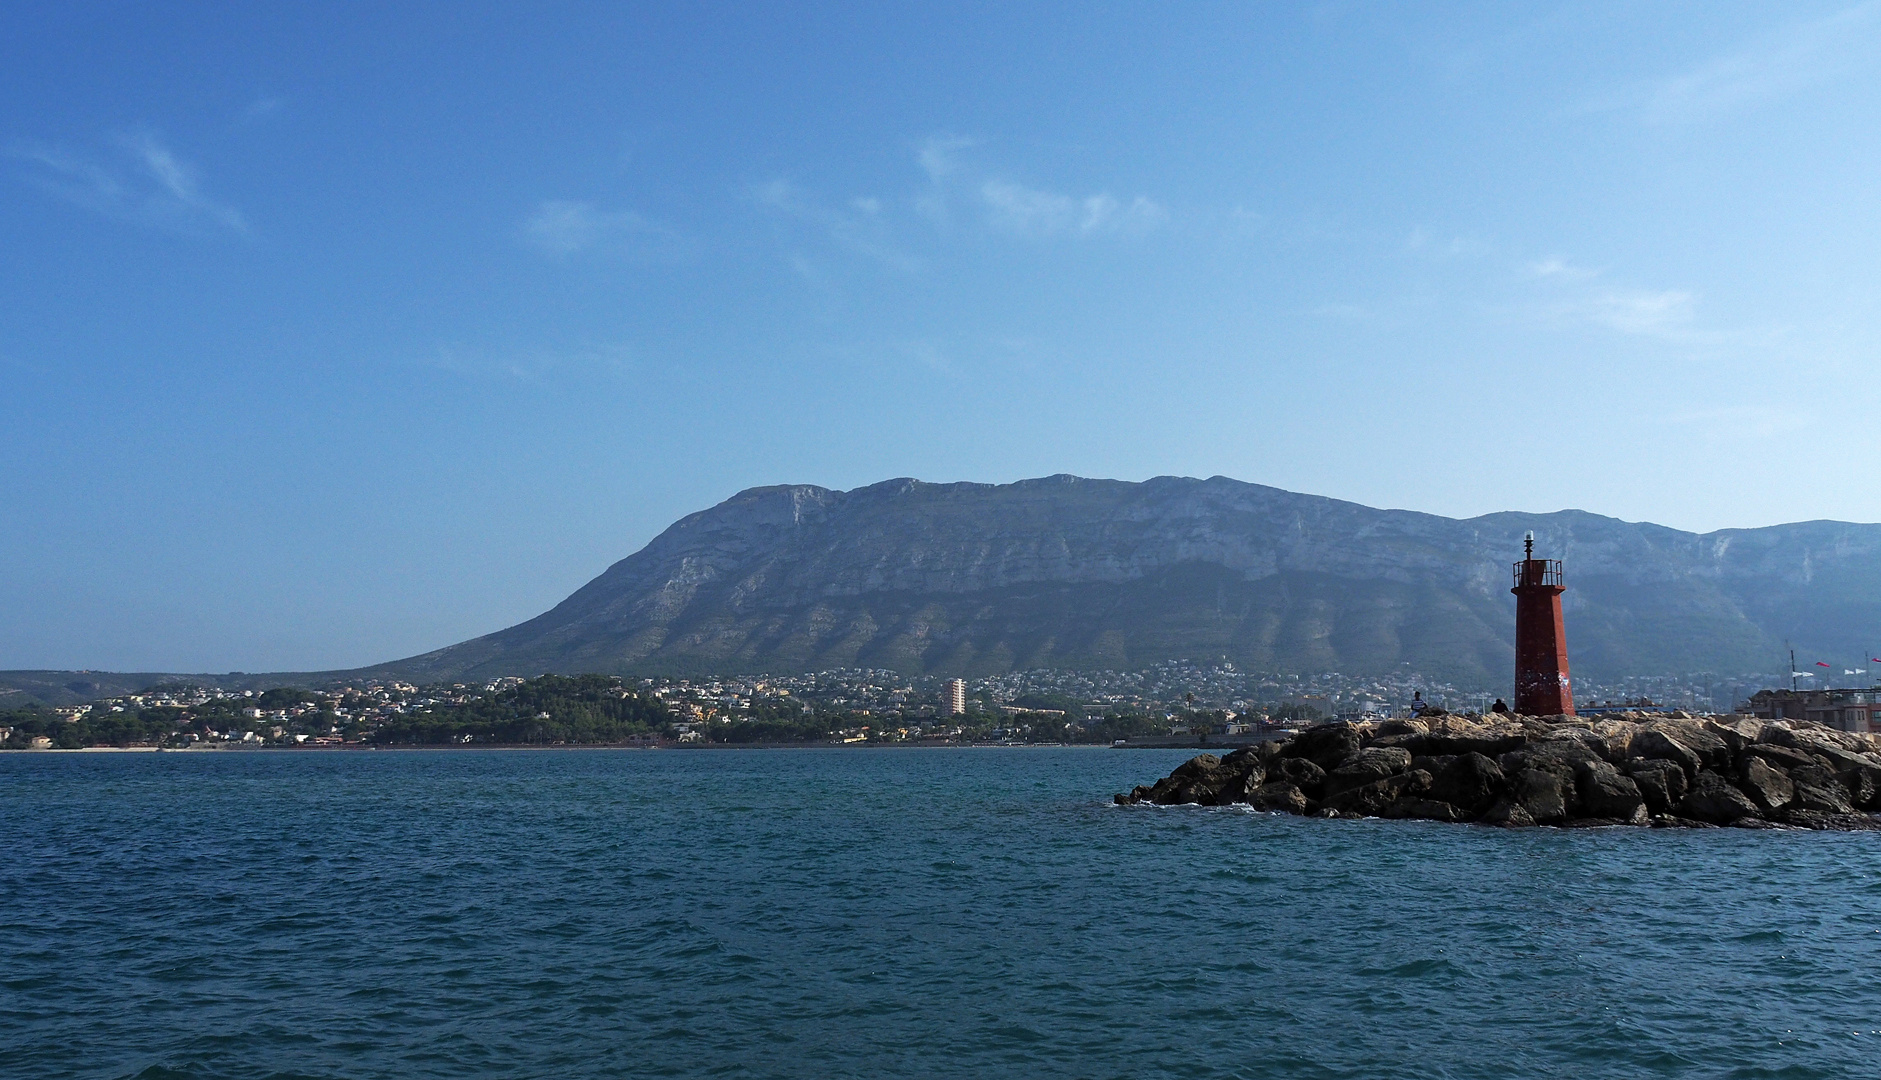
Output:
[{"xmin": 371, "ymin": 474, "xmax": 1881, "ymax": 687}]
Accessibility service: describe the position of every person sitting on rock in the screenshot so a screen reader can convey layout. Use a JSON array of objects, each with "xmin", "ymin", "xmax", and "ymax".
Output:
[{"xmin": 1491, "ymin": 698, "xmax": 1510, "ymax": 714}]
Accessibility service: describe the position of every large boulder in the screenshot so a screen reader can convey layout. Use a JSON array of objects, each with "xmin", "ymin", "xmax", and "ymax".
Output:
[
  {"xmin": 1503, "ymin": 736, "xmax": 1606, "ymax": 775},
  {"xmin": 1402, "ymin": 729, "xmax": 1530, "ymax": 759},
  {"xmin": 1768, "ymin": 756, "xmax": 1858, "ymax": 816},
  {"xmin": 1801, "ymin": 745, "xmax": 1881, "ymax": 776},
  {"xmin": 1741, "ymin": 744, "xmax": 1821, "ymax": 772},
  {"xmin": 1208, "ymin": 766, "xmax": 1264, "ymax": 806},
  {"xmin": 1321, "ymin": 769, "xmax": 1432, "ymax": 817},
  {"xmin": 1286, "ymin": 724, "xmax": 1364, "ymax": 770},
  {"xmin": 1381, "ymin": 797, "xmax": 1466, "ymax": 822},
  {"xmin": 1587, "ymin": 719, "xmax": 1641, "ymax": 761},
  {"xmin": 1789, "ymin": 761, "xmax": 1843, "ymax": 791},
  {"xmin": 1323, "ymin": 747, "xmax": 1413, "ymax": 797},
  {"xmin": 1271, "ymin": 757, "xmax": 1328, "ymax": 797},
  {"xmin": 1738, "ymin": 757, "xmax": 1794, "ymax": 812},
  {"xmin": 1511, "ymin": 766, "xmax": 1574, "ymax": 824},
  {"xmin": 1425, "ymin": 752, "xmax": 1506, "ymax": 816},
  {"xmin": 1757, "ymin": 725, "xmax": 1881, "ymax": 787},
  {"xmin": 1748, "ymin": 743, "xmax": 1880, "ymax": 810},
  {"xmin": 1629, "ymin": 728, "xmax": 1703, "ymax": 778},
  {"xmin": 1192, "ymin": 750, "xmax": 1266, "ymax": 805},
  {"xmin": 1758, "ymin": 760, "xmax": 1864, "ymax": 814},
  {"xmin": 1251, "ymin": 782, "xmax": 1310, "ymax": 814},
  {"xmin": 1481, "ymin": 796, "xmax": 1537, "ymax": 827},
  {"xmin": 1649, "ymin": 721, "xmax": 1734, "ymax": 769},
  {"xmin": 1705, "ymin": 715, "xmax": 1766, "ymax": 751},
  {"xmin": 1680, "ymin": 772, "xmax": 1761, "ymax": 824},
  {"xmin": 1788, "ymin": 769, "xmax": 1856, "ymax": 815},
  {"xmin": 1400, "ymin": 716, "xmax": 1524, "ymax": 751},
  {"xmin": 1370, "ymin": 718, "xmax": 1430, "ymax": 738},
  {"xmin": 1146, "ymin": 754, "xmax": 1223, "ymax": 804},
  {"xmin": 1625, "ymin": 759, "xmax": 1687, "ymax": 814},
  {"xmin": 1576, "ymin": 760, "xmax": 1648, "ymax": 822},
  {"xmin": 1759, "ymin": 722, "xmax": 1873, "ymax": 756},
  {"xmin": 1841, "ymin": 763, "xmax": 1881, "ymax": 809}
]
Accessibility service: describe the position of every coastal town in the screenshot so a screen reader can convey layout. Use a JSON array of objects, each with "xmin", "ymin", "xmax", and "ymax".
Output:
[{"xmin": 0, "ymin": 660, "xmax": 1844, "ymax": 750}]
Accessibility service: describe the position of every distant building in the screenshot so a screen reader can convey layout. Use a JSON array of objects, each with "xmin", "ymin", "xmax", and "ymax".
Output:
[
  {"xmin": 1744, "ymin": 688, "xmax": 1880, "ymax": 733},
  {"xmin": 943, "ymin": 679, "xmax": 967, "ymax": 717}
]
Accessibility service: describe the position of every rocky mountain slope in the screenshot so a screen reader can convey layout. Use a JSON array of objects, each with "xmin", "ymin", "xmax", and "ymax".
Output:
[{"xmin": 374, "ymin": 474, "xmax": 1881, "ymax": 685}]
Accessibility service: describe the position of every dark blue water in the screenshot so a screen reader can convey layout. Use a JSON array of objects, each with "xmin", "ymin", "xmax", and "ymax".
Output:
[{"xmin": 4, "ymin": 748, "xmax": 1880, "ymax": 1080}]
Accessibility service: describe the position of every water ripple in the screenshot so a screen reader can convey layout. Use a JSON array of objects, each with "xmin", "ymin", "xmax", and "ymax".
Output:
[{"xmin": 3, "ymin": 748, "xmax": 1879, "ymax": 1079}]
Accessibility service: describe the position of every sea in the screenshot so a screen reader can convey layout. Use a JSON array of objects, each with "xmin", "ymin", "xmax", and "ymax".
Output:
[{"xmin": 3, "ymin": 747, "xmax": 1879, "ymax": 1080}]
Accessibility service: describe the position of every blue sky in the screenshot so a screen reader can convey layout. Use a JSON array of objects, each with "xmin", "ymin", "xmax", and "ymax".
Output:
[{"xmin": 6, "ymin": 2, "xmax": 1881, "ymax": 672}]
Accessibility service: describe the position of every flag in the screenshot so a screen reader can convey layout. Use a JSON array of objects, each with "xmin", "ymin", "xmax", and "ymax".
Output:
[
  {"xmin": 1847, "ymin": 670, "xmax": 1862, "ymax": 676},
  {"xmin": 1816, "ymin": 661, "xmax": 1831, "ymax": 667},
  {"xmin": 1794, "ymin": 671, "xmax": 1815, "ymax": 677}
]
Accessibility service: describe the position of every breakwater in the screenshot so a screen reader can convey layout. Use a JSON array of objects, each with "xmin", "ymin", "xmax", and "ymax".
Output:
[{"xmin": 1117, "ymin": 713, "xmax": 1881, "ymax": 829}]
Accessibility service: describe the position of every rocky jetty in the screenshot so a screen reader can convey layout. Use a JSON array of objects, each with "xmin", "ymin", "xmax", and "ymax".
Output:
[{"xmin": 1115, "ymin": 713, "xmax": 1881, "ymax": 830}]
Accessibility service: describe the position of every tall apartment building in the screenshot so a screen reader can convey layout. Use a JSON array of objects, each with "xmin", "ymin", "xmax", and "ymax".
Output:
[{"xmin": 942, "ymin": 679, "xmax": 967, "ymax": 717}]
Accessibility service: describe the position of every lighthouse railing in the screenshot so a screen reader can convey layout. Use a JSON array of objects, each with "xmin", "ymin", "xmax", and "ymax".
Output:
[{"xmin": 1512, "ymin": 559, "xmax": 1563, "ymax": 589}]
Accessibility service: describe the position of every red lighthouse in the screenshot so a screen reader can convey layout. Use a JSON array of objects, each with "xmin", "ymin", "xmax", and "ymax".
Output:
[{"xmin": 1511, "ymin": 532, "xmax": 1575, "ymax": 717}]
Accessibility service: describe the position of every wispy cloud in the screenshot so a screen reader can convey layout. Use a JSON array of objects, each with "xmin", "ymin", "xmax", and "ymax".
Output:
[
  {"xmin": 425, "ymin": 340, "xmax": 636, "ymax": 384},
  {"xmin": 1570, "ymin": 288, "xmax": 1698, "ymax": 336},
  {"xmin": 1523, "ymin": 256, "xmax": 1702, "ymax": 340},
  {"xmin": 751, "ymin": 178, "xmax": 921, "ymax": 271},
  {"xmin": 520, "ymin": 199, "xmax": 681, "ymax": 257},
  {"xmin": 911, "ymin": 135, "xmax": 1168, "ymax": 239},
  {"xmin": 1406, "ymin": 228, "xmax": 1489, "ymax": 259},
  {"xmin": 979, "ymin": 181, "xmax": 1167, "ymax": 237},
  {"xmin": 917, "ymin": 135, "xmax": 972, "ymax": 184},
  {"xmin": 11, "ymin": 133, "xmax": 247, "ymax": 235},
  {"xmin": 914, "ymin": 135, "xmax": 973, "ymax": 225},
  {"xmin": 1527, "ymin": 256, "xmax": 1599, "ymax": 282},
  {"xmin": 1643, "ymin": 2, "xmax": 1881, "ymax": 121}
]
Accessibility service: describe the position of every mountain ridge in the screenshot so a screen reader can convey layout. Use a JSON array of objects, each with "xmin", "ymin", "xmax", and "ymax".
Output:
[
  {"xmin": 371, "ymin": 474, "xmax": 1881, "ymax": 685},
  {"xmin": 8, "ymin": 473, "xmax": 1876, "ymax": 702}
]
